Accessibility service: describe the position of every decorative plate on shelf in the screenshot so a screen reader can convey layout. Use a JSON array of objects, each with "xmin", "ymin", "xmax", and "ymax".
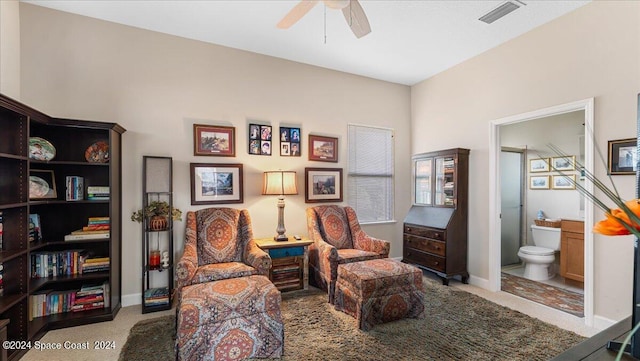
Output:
[
  {"xmin": 29, "ymin": 137, "xmax": 56, "ymax": 161},
  {"xmin": 85, "ymin": 141, "xmax": 110, "ymax": 163},
  {"xmin": 29, "ymin": 176, "xmax": 50, "ymax": 198}
]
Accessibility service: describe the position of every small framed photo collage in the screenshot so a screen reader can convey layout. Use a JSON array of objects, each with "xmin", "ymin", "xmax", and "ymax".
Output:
[
  {"xmin": 279, "ymin": 127, "xmax": 301, "ymax": 157},
  {"xmin": 249, "ymin": 124, "xmax": 273, "ymax": 155}
]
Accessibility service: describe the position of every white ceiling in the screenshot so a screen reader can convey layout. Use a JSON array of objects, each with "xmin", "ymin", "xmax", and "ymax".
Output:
[{"xmin": 22, "ymin": 0, "xmax": 590, "ymax": 86}]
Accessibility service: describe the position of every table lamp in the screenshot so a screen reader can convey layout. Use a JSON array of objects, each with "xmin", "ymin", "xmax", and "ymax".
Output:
[{"xmin": 263, "ymin": 171, "xmax": 298, "ymax": 241}]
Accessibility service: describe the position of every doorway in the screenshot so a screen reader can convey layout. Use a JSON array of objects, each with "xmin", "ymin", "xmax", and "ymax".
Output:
[{"xmin": 488, "ymin": 98, "xmax": 595, "ymax": 326}]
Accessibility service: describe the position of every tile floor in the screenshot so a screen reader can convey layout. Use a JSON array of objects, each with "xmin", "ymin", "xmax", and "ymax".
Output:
[{"xmin": 502, "ymin": 264, "xmax": 584, "ymax": 295}]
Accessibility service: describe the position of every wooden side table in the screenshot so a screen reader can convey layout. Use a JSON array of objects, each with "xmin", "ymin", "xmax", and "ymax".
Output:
[{"xmin": 255, "ymin": 237, "xmax": 313, "ymax": 292}]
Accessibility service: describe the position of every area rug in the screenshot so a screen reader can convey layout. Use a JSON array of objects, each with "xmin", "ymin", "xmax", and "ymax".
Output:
[
  {"xmin": 119, "ymin": 276, "xmax": 584, "ymax": 361},
  {"xmin": 501, "ymin": 272, "xmax": 584, "ymax": 317}
]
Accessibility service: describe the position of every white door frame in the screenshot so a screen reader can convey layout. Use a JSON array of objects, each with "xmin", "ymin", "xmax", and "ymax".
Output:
[{"xmin": 488, "ymin": 98, "xmax": 595, "ymax": 326}]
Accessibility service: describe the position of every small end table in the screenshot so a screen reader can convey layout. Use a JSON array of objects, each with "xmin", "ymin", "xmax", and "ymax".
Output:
[{"xmin": 255, "ymin": 237, "xmax": 313, "ymax": 292}]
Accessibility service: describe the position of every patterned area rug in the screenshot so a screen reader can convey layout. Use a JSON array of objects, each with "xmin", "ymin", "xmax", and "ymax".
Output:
[
  {"xmin": 120, "ymin": 276, "xmax": 585, "ymax": 361},
  {"xmin": 501, "ymin": 272, "xmax": 584, "ymax": 317}
]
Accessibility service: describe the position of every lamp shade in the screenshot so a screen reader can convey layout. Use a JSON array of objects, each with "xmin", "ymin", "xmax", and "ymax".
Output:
[{"xmin": 262, "ymin": 171, "xmax": 298, "ymax": 195}]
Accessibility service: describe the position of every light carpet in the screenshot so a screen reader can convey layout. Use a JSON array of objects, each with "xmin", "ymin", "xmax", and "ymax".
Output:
[{"xmin": 120, "ymin": 276, "xmax": 585, "ymax": 360}]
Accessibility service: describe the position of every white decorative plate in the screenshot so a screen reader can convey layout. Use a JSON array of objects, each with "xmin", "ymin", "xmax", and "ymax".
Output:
[
  {"xmin": 29, "ymin": 176, "xmax": 50, "ymax": 198},
  {"xmin": 29, "ymin": 137, "xmax": 56, "ymax": 161}
]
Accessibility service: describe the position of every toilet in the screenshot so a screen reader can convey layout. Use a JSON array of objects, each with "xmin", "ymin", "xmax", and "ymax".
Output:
[{"xmin": 517, "ymin": 225, "xmax": 561, "ymax": 281}]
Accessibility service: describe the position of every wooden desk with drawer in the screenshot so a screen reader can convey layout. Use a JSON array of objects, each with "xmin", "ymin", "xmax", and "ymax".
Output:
[{"xmin": 255, "ymin": 237, "xmax": 313, "ymax": 292}]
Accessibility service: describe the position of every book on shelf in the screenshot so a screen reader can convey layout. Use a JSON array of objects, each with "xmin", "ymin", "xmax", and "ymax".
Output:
[
  {"xmin": 64, "ymin": 232, "xmax": 110, "ymax": 241},
  {"xmin": 65, "ymin": 176, "xmax": 84, "ymax": 201},
  {"xmin": 87, "ymin": 216, "xmax": 110, "ymax": 224},
  {"xmin": 29, "ymin": 213, "xmax": 42, "ymax": 242},
  {"xmin": 71, "ymin": 229, "xmax": 109, "ymax": 235},
  {"xmin": 82, "ymin": 224, "xmax": 110, "ymax": 231}
]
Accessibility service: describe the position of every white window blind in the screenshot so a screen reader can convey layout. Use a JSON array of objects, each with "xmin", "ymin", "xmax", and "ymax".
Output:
[{"xmin": 347, "ymin": 124, "xmax": 394, "ymax": 223}]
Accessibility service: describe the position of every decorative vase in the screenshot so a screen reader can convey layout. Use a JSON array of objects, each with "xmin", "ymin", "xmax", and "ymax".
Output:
[{"xmin": 149, "ymin": 216, "xmax": 168, "ymax": 231}]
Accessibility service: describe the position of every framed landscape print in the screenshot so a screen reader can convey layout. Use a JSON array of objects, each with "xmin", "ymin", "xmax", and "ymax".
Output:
[
  {"xmin": 551, "ymin": 156, "xmax": 575, "ymax": 171},
  {"xmin": 280, "ymin": 127, "xmax": 301, "ymax": 157},
  {"xmin": 309, "ymin": 135, "xmax": 338, "ymax": 162},
  {"xmin": 608, "ymin": 138, "xmax": 637, "ymax": 175},
  {"xmin": 552, "ymin": 175, "xmax": 576, "ymax": 190},
  {"xmin": 529, "ymin": 158, "xmax": 549, "ymax": 173},
  {"xmin": 529, "ymin": 175, "xmax": 549, "ymax": 190},
  {"xmin": 304, "ymin": 167, "xmax": 343, "ymax": 203},
  {"xmin": 190, "ymin": 163, "xmax": 243, "ymax": 205},
  {"xmin": 194, "ymin": 124, "xmax": 236, "ymax": 157}
]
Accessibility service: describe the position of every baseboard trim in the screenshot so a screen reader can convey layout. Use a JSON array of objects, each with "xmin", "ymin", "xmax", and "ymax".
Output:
[
  {"xmin": 593, "ymin": 314, "xmax": 623, "ymax": 330},
  {"xmin": 468, "ymin": 275, "xmax": 490, "ymax": 290},
  {"xmin": 123, "ymin": 293, "xmax": 142, "ymax": 307}
]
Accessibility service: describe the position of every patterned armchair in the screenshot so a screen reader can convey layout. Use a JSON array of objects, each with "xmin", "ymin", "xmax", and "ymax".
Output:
[
  {"xmin": 306, "ymin": 205, "xmax": 390, "ymax": 303},
  {"xmin": 176, "ymin": 208, "xmax": 271, "ymax": 289}
]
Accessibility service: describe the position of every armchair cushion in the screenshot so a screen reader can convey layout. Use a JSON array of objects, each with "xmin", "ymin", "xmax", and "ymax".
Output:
[
  {"xmin": 192, "ymin": 262, "xmax": 257, "ymax": 284},
  {"xmin": 196, "ymin": 208, "xmax": 242, "ymax": 265},
  {"xmin": 315, "ymin": 205, "xmax": 353, "ymax": 249},
  {"xmin": 337, "ymin": 249, "xmax": 381, "ymax": 264}
]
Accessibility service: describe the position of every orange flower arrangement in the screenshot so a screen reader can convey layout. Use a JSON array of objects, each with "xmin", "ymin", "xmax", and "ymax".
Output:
[{"xmin": 593, "ymin": 199, "xmax": 640, "ymax": 236}]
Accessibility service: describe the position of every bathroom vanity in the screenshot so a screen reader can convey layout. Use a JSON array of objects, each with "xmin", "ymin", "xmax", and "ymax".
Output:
[{"xmin": 560, "ymin": 219, "xmax": 585, "ymax": 283}]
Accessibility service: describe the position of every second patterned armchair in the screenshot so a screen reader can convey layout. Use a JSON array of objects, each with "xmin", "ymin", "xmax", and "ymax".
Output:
[
  {"xmin": 306, "ymin": 205, "xmax": 390, "ymax": 303},
  {"xmin": 176, "ymin": 207, "xmax": 271, "ymax": 289}
]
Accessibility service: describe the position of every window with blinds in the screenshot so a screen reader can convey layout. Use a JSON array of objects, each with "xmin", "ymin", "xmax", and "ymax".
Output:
[{"xmin": 347, "ymin": 124, "xmax": 394, "ymax": 223}]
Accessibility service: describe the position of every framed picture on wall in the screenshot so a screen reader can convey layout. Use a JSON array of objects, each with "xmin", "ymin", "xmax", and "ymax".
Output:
[
  {"xmin": 529, "ymin": 175, "xmax": 549, "ymax": 190},
  {"xmin": 608, "ymin": 138, "xmax": 637, "ymax": 175},
  {"xmin": 193, "ymin": 124, "xmax": 236, "ymax": 157},
  {"xmin": 304, "ymin": 167, "xmax": 343, "ymax": 203},
  {"xmin": 190, "ymin": 163, "xmax": 243, "ymax": 205},
  {"xmin": 551, "ymin": 156, "xmax": 575, "ymax": 171},
  {"xmin": 308, "ymin": 135, "xmax": 338, "ymax": 162},
  {"xmin": 552, "ymin": 174, "xmax": 576, "ymax": 190},
  {"xmin": 249, "ymin": 123, "xmax": 272, "ymax": 156},
  {"xmin": 280, "ymin": 127, "xmax": 301, "ymax": 157},
  {"xmin": 529, "ymin": 158, "xmax": 549, "ymax": 173}
]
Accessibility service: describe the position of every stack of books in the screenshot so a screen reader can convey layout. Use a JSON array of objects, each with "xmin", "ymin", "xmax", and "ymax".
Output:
[
  {"xmin": 81, "ymin": 256, "xmax": 110, "ymax": 274},
  {"xmin": 144, "ymin": 287, "xmax": 170, "ymax": 307},
  {"xmin": 64, "ymin": 217, "xmax": 110, "ymax": 241},
  {"xmin": 72, "ymin": 282, "xmax": 108, "ymax": 312},
  {"xmin": 87, "ymin": 186, "xmax": 109, "ymax": 201},
  {"xmin": 65, "ymin": 176, "xmax": 84, "ymax": 201}
]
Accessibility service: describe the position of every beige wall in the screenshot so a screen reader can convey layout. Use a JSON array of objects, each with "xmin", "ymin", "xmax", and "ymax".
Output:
[
  {"xmin": 0, "ymin": 0, "xmax": 20, "ymax": 98},
  {"xmin": 412, "ymin": 0, "xmax": 640, "ymax": 323},
  {"xmin": 17, "ymin": 3, "xmax": 411, "ymax": 304}
]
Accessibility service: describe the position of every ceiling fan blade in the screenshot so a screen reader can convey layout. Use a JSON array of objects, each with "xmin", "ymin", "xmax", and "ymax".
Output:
[
  {"xmin": 342, "ymin": 0, "xmax": 371, "ymax": 38},
  {"xmin": 277, "ymin": 1, "xmax": 319, "ymax": 29}
]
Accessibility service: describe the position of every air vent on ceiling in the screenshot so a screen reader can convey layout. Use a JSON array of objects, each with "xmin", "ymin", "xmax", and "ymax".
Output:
[{"xmin": 479, "ymin": 1, "xmax": 524, "ymax": 24}]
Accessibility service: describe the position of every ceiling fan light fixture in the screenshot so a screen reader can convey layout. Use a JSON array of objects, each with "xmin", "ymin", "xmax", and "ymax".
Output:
[{"xmin": 478, "ymin": 1, "xmax": 523, "ymax": 24}]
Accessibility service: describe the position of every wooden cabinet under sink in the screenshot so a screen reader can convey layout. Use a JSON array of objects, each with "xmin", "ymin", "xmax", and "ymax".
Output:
[{"xmin": 560, "ymin": 219, "xmax": 584, "ymax": 283}]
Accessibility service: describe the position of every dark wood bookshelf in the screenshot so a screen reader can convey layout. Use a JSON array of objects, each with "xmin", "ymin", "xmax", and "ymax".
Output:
[{"xmin": 0, "ymin": 93, "xmax": 125, "ymax": 360}]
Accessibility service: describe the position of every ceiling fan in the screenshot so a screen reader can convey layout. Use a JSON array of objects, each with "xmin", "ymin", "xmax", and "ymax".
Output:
[{"xmin": 277, "ymin": 0, "xmax": 371, "ymax": 38}]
